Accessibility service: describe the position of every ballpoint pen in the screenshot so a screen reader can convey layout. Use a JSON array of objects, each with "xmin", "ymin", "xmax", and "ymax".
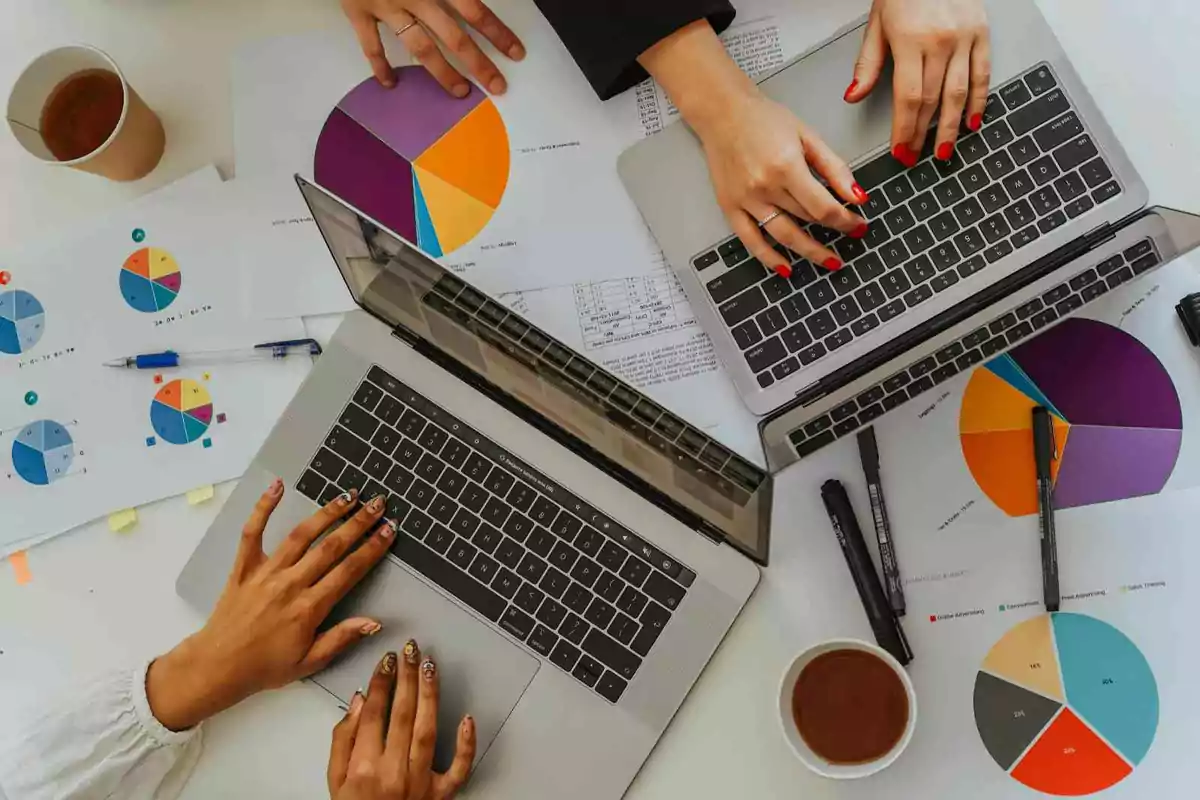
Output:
[{"xmin": 103, "ymin": 338, "xmax": 322, "ymax": 369}]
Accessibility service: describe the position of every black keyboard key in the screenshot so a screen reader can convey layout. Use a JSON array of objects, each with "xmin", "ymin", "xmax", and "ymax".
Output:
[
  {"xmin": 459, "ymin": 483, "xmax": 488, "ymax": 514},
  {"xmin": 502, "ymin": 512, "xmax": 534, "ymax": 544},
  {"xmin": 491, "ymin": 567, "xmax": 521, "ymax": 600},
  {"xmin": 1055, "ymin": 172, "xmax": 1087, "ymax": 203},
  {"xmin": 958, "ymin": 164, "xmax": 989, "ymax": 195},
  {"xmin": 517, "ymin": 551, "xmax": 549, "ymax": 584},
  {"xmin": 959, "ymin": 134, "xmax": 989, "ymax": 164},
  {"xmin": 572, "ymin": 654, "xmax": 604, "ymax": 688},
  {"xmin": 1065, "ymin": 195, "xmax": 1095, "ymax": 219},
  {"xmin": 1031, "ymin": 308, "xmax": 1058, "ymax": 329},
  {"xmin": 857, "ymin": 251, "xmax": 888, "ymax": 281},
  {"xmin": 797, "ymin": 342, "xmax": 827, "ymax": 366},
  {"xmin": 933, "ymin": 177, "xmax": 966, "ymax": 207},
  {"xmin": 529, "ymin": 496, "xmax": 557, "ymax": 526},
  {"xmin": 758, "ymin": 307, "xmax": 787, "ymax": 336},
  {"xmin": 326, "ymin": 425, "xmax": 370, "ymax": 466},
  {"xmin": 881, "ymin": 269, "xmax": 912, "ymax": 299},
  {"xmin": 855, "ymin": 152, "xmax": 907, "ymax": 190},
  {"xmin": 731, "ymin": 319, "xmax": 763, "ymax": 350},
  {"xmin": 780, "ymin": 295, "xmax": 813, "ymax": 325},
  {"xmin": 883, "ymin": 374, "xmax": 911, "ymax": 394},
  {"xmin": 909, "ymin": 161, "xmax": 941, "ymax": 192},
  {"xmin": 904, "ymin": 224, "xmax": 935, "ymax": 254},
  {"xmin": 448, "ymin": 536, "xmax": 479, "ymax": 570},
  {"xmin": 1054, "ymin": 135, "xmax": 1098, "ymax": 172},
  {"xmin": 426, "ymin": 524, "xmax": 456, "ymax": 556},
  {"xmin": 402, "ymin": 508, "xmax": 433, "ymax": 540},
  {"xmin": 953, "ymin": 197, "xmax": 985, "ymax": 227},
  {"xmin": 693, "ymin": 251, "xmax": 720, "ymax": 271},
  {"xmin": 806, "ymin": 310, "xmax": 838, "ymax": 340},
  {"xmin": 550, "ymin": 513, "xmax": 582, "ymax": 542},
  {"xmin": 720, "ymin": 287, "xmax": 769, "ymax": 327},
  {"xmin": 1056, "ymin": 295, "xmax": 1084, "ymax": 316},
  {"xmin": 1030, "ymin": 186, "xmax": 1061, "ymax": 216},
  {"xmin": 877, "ymin": 299, "xmax": 906, "ymax": 322},
  {"xmin": 1000, "ymin": 80, "xmax": 1032, "ymax": 109},
  {"xmin": 931, "ymin": 364, "xmax": 959, "ymax": 384},
  {"xmin": 850, "ymin": 314, "xmax": 881, "ymax": 337},
  {"xmin": 1131, "ymin": 253, "xmax": 1159, "ymax": 275},
  {"xmin": 803, "ymin": 417, "xmax": 833, "ymax": 438},
  {"xmin": 1069, "ymin": 270, "xmax": 1098, "ymax": 291},
  {"xmin": 856, "ymin": 403, "xmax": 885, "ymax": 424},
  {"xmin": 472, "ymin": 523, "xmax": 503, "ymax": 556},
  {"xmin": 619, "ymin": 555, "xmax": 651, "ymax": 587},
  {"xmin": 761, "ymin": 274, "xmax": 794, "ymax": 303},
  {"xmin": 982, "ymin": 118, "xmax": 1015, "ymax": 150},
  {"xmin": 339, "ymin": 465, "xmax": 369, "ymax": 495},
  {"xmin": 353, "ymin": 381, "xmax": 384, "ymax": 412},
  {"xmin": 830, "ymin": 266, "xmax": 862, "ymax": 296},
  {"xmin": 989, "ymin": 313, "xmax": 1018, "ymax": 335},
  {"xmin": 633, "ymin": 602, "xmax": 671, "ymax": 655},
  {"xmin": 1003, "ymin": 169, "xmax": 1035, "ymax": 200},
  {"xmin": 805, "ymin": 279, "xmax": 838, "ymax": 309},
  {"xmin": 883, "ymin": 174, "xmax": 916, "ymax": 205},
  {"xmin": 1009, "ymin": 137, "xmax": 1039, "ymax": 168},
  {"xmin": 435, "ymin": 467, "xmax": 466, "ymax": 498},
  {"xmin": 910, "ymin": 355, "xmax": 939, "ymax": 377},
  {"xmin": 533, "ymin": 592, "xmax": 568, "ymax": 629},
  {"xmin": 390, "ymin": 533, "xmax": 506, "ymax": 622},
  {"xmin": 550, "ymin": 638, "xmax": 581, "ymax": 670},
  {"xmin": 468, "ymin": 550, "xmax": 501, "ymax": 585},
  {"xmin": 1004, "ymin": 199, "xmax": 1037, "ymax": 230},
  {"xmin": 394, "ymin": 439, "xmax": 422, "ymax": 471},
  {"xmin": 514, "ymin": 581, "xmax": 546, "ymax": 616},
  {"xmin": 370, "ymin": 425, "xmax": 401, "ymax": 457},
  {"xmin": 562, "ymin": 584, "xmax": 591, "ymax": 617},
  {"xmin": 881, "ymin": 392, "xmax": 907, "ymax": 412},
  {"xmin": 1124, "ymin": 240, "xmax": 1153, "ymax": 261},
  {"xmin": 984, "ymin": 240, "xmax": 1015, "ymax": 263},
  {"xmin": 910, "ymin": 192, "xmax": 940, "ymax": 223},
  {"xmin": 548, "ymin": 540, "xmax": 580, "ymax": 573},
  {"xmin": 834, "ymin": 236, "xmax": 868, "ymax": 264},
  {"xmin": 830, "ymin": 297, "xmax": 863, "ymax": 327},
  {"xmin": 981, "ymin": 336, "xmax": 1008, "ymax": 357},
  {"xmin": 931, "ymin": 271, "xmax": 960, "ymax": 292},
  {"xmin": 978, "ymin": 185, "xmax": 1010, "ymax": 215},
  {"xmin": 1006, "ymin": 321, "xmax": 1035, "ymax": 344},
  {"xmin": 311, "ymin": 447, "xmax": 347, "ymax": 483},
  {"xmin": 772, "ymin": 357, "xmax": 801, "ymax": 380},
  {"xmin": 854, "ymin": 282, "xmax": 887, "ymax": 313},
  {"xmin": 417, "ymin": 424, "xmax": 449, "ymax": 454},
  {"xmin": 296, "ymin": 470, "xmax": 326, "ymax": 502},
  {"xmin": 981, "ymin": 214, "xmax": 1012, "ymax": 244},
  {"xmin": 983, "ymin": 150, "xmax": 1016, "ymax": 181},
  {"xmin": 937, "ymin": 341, "xmax": 964, "ymax": 364},
  {"xmin": 707, "ymin": 260, "xmax": 768, "ymax": 304},
  {"xmin": 585, "ymin": 597, "xmax": 617, "ymax": 629},
  {"xmin": 1081, "ymin": 158, "xmax": 1113, "ymax": 188},
  {"xmin": 745, "ymin": 336, "xmax": 788, "ymax": 373},
  {"xmin": 904, "ymin": 284, "xmax": 934, "ymax": 308},
  {"xmin": 1016, "ymin": 298, "xmax": 1045, "ymax": 320},
  {"xmin": 528, "ymin": 527, "xmax": 555, "ymax": 558},
  {"xmin": 781, "ymin": 322, "xmax": 814, "ymax": 353},
  {"xmin": 883, "ymin": 205, "xmax": 917, "ymax": 236},
  {"xmin": 957, "ymin": 255, "xmax": 987, "ymax": 279},
  {"xmin": 929, "ymin": 210, "xmax": 961, "ymax": 242},
  {"xmin": 879, "ymin": 239, "xmax": 911, "ymax": 269},
  {"xmin": 396, "ymin": 409, "xmax": 425, "ymax": 440},
  {"xmin": 414, "ymin": 452, "xmax": 445, "ymax": 483},
  {"xmin": 955, "ymin": 348, "xmax": 985, "ymax": 370},
  {"xmin": 904, "ymin": 255, "xmax": 937, "ymax": 284},
  {"xmin": 483, "ymin": 468, "xmax": 516, "ymax": 499},
  {"xmin": 1033, "ymin": 110, "xmax": 1083, "ymax": 153},
  {"xmin": 1038, "ymin": 210, "xmax": 1068, "ymax": 235},
  {"xmin": 1025, "ymin": 65, "xmax": 1057, "ymax": 95},
  {"xmin": 1009, "ymin": 89, "xmax": 1069, "ymax": 136},
  {"xmin": 1029, "ymin": 155, "xmax": 1061, "ymax": 186},
  {"xmin": 1107, "ymin": 267, "xmax": 1134, "ymax": 288},
  {"xmin": 528, "ymin": 624, "xmax": 559, "ymax": 657},
  {"xmin": 826, "ymin": 329, "xmax": 854, "ymax": 351},
  {"xmin": 935, "ymin": 151, "xmax": 966, "ymax": 177},
  {"xmin": 461, "ymin": 452, "xmax": 491, "ymax": 483},
  {"xmin": 1042, "ymin": 284, "xmax": 1071, "ymax": 304},
  {"xmin": 955, "ymin": 228, "xmax": 986, "ymax": 257},
  {"xmin": 1081, "ymin": 281, "xmax": 1108, "ymax": 302},
  {"xmin": 583, "ymin": 628, "xmax": 642, "ymax": 681},
  {"xmin": 1092, "ymin": 181, "xmax": 1121, "ymax": 205},
  {"xmin": 339, "ymin": 404, "xmax": 379, "ymax": 442},
  {"xmin": 860, "ymin": 190, "xmax": 892, "ymax": 221},
  {"xmin": 428, "ymin": 494, "xmax": 457, "ymax": 525}
]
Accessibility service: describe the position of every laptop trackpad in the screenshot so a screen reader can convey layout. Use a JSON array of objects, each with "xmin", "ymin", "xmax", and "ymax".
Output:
[{"xmin": 316, "ymin": 557, "xmax": 539, "ymax": 771}]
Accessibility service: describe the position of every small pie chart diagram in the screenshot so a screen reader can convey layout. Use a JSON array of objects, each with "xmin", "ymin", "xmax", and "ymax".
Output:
[
  {"xmin": 120, "ymin": 247, "xmax": 182, "ymax": 313},
  {"xmin": 11, "ymin": 419, "xmax": 74, "ymax": 486},
  {"xmin": 314, "ymin": 66, "xmax": 510, "ymax": 258},
  {"xmin": 0, "ymin": 289, "xmax": 46, "ymax": 355},
  {"xmin": 150, "ymin": 378, "xmax": 213, "ymax": 445}
]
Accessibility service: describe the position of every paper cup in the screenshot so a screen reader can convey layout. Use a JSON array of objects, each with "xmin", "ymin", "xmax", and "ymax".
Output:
[
  {"xmin": 6, "ymin": 45, "xmax": 165, "ymax": 181},
  {"xmin": 778, "ymin": 639, "xmax": 917, "ymax": 779}
]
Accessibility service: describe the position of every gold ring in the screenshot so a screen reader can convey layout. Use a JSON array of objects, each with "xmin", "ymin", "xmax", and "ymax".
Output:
[
  {"xmin": 394, "ymin": 21, "xmax": 420, "ymax": 36},
  {"xmin": 758, "ymin": 210, "xmax": 782, "ymax": 227}
]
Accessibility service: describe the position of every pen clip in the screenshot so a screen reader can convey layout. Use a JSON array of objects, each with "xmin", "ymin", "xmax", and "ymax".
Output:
[{"xmin": 253, "ymin": 338, "xmax": 323, "ymax": 357}]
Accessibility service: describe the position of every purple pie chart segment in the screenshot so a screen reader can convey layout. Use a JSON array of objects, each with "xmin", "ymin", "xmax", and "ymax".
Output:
[{"xmin": 1053, "ymin": 425, "xmax": 1183, "ymax": 509}]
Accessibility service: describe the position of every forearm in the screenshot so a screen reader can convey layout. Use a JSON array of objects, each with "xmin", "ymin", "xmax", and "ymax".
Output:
[{"xmin": 637, "ymin": 20, "xmax": 757, "ymax": 136}]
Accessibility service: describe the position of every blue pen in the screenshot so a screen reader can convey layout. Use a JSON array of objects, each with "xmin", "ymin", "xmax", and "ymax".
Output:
[{"xmin": 103, "ymin": 338, "xmax": 322, "ymax": 369}]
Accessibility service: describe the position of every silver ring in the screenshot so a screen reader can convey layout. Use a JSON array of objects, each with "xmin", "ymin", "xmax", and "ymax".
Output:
[
  {"xmin": 394, "ymin": 21, "xmax": 420, "ymax": 37},
  {"xmin": 758, "ymin": 210, "xmax": 782, "ymax": 227}
]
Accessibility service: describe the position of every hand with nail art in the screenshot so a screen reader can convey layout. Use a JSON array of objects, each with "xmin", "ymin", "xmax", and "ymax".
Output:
[
  {"xmin": 146, "ymin": 483, "xmax": 398, "ymax": 731},
  {"xmin": 844, "ymin": 0, "xmax": 991, "ymax": 166},
  {"xmin": 638, "ymin": 21, "xmax": 869, "ymax": 278},
  {"xmin": 340, "ymin": 0, "xmax": 525, "ymax": 97},
  {"xmin": 329, "ymin": 644, "xmax": 476, "ymax": 799}
]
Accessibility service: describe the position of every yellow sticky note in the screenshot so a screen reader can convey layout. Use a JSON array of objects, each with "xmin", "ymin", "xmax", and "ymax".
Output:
[
  {"xmin": 186, "ymin": 484, "xmax": 215, "ymax": 505},
  {"xmin": 9, "ymin": 551, "xmax": 31, "ymax": 585},
  {"xmin": 108, "ymin": 508, "xmax": 138, "ymax": 532}
]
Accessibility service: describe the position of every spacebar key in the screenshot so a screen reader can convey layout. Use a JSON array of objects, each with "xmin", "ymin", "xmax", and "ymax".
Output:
[{"xmin": 391, "ymin": 535, "xmax": 507, "ymax": 622}]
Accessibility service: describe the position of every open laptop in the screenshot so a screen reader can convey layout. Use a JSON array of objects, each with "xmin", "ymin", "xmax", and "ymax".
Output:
[
  {"xmin": 176, "ymin": 177, "xmax": 763, "ymax": 798},
  {"xmin": 618, "ymin": 0, "xmax": 1167, "ymax": 466}
]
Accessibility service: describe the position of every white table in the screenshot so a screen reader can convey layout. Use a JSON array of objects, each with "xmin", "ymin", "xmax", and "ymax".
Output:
[{"xmin": 1, "ymin": 1, "xmax": 1197, "ymax": 797}]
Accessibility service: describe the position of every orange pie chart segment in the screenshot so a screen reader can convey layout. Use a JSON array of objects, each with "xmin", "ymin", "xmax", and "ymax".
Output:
[
  {"xmin": 960, "ymin": 366, "xmax": 1043, "ymax": 434},
  {"xmin": 961, "ymin": 423, "xmax": 1068, "ymax": 517},
  {"xmin": 415, "ymin": 100, "xmax": 509, "ymax": 210},
  {"xmin": 1010, "ymin": 707, "xmax": 1132, "ymax": 796}
]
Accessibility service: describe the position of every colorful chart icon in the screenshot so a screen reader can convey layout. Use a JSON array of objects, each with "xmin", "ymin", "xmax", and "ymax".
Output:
[
  {"xmin": 314, "ymin": 66, "xmax": 509, "ymax": 258},
  {"xmin": 11, "ymin": 419, "xmax": 74, "ymax": 486},
  {"xmin": 960, "ymin": 318, "xmax": 1182, "ymax": 516},
  {"xmin": 150, "ymin": 378, "xmax": 213, "ymax": 445},
  {"xmin": 0, "ymin": 290, "xmax": 46, "ymax": 355},
  {"xmin": 120, "ymin": 247, "xmax": 182, "ymax": 313},
  {"xmin": 974, "ymin": 613, "xmax": 1157, "ymax": 795}
]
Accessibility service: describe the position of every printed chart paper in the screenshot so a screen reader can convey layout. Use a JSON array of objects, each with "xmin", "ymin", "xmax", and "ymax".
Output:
[{"xmin": 0, "ymin": 168, "xmax": 310, "ymax": 555}]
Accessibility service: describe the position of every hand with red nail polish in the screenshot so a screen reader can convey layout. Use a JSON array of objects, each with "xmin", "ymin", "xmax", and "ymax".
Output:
[
  {"xmin": 146, "ymin": 482, "xmax": 396, "ymax": 731},
  {"xmin": 328, "ymin": 645, "xmax": 476, "ymax": 800},
  {"xmin": 638, "ymin": 22, "xmax": 869, "ymax": 274},
  {"xmin": 843, "ymin": 0, "xmax": 991, "ymax": 166}
]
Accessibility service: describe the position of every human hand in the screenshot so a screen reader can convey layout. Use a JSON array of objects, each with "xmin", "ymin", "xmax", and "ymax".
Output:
[
  {"xmin": 340, "ymin": 0, "xmax": 525, "ymax": 97},
  {"xmin": 845, "ymin": 0, "xmax": 990, "ymax": 166},
  {"xmin": 329, "ymin": 644, "xmax": 476, "ymax": 800},
  {"xmin": 146, "ymin": 483, "xmax": 397, "ymax": 731}
]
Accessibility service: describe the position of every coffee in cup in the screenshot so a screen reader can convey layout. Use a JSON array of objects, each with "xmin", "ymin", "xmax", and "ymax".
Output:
[{"xmin": 778, "ymin": 639, "xmax": 917, "ymax": 779}]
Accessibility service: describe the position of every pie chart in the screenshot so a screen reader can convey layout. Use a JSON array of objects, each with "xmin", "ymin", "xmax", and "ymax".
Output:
[
  {"xmin": 974, "ymin": 613, "xmax": 1157, "ymax": 795},
  {"xmin": 11, "ymin": 419, "xmax": 74, "ymax": 486},
  {"xmin": 314, "ymin": 66, "xmax": 509, "ymax": 258},
  {"xmin": 120, "ymin": 247, "xmax": 182, "ymax": 313},
  {"xmin": 150, "ymin": 378, "xmax": 213, "ymax": 445},
  {"xmin": 0, "ymin": 290, "xmax": 45, "ymax": 355},
  {"xmin": 960, "ymin": 318, "xmax": 1182, "ymax": 516}
]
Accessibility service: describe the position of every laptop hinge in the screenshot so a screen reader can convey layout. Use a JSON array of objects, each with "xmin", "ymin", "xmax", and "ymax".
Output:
[{"xmin": 390, "ymin": 324, "xmax": 421, "ymax": 347}]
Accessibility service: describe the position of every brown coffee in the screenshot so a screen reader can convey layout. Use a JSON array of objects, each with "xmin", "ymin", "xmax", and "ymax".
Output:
[
  {"xmin": 792, "ymin": 649, "xmax": 909, "ymax": 765},
  {"xmin": 39, "ymin": 69, "xmax": 124, "ymax": 162}
]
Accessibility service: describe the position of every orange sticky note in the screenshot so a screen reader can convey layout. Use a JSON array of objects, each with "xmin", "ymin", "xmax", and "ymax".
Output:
[{"xmin": 9, "ymin": 551, "xmax": 31, "ymax": 585}]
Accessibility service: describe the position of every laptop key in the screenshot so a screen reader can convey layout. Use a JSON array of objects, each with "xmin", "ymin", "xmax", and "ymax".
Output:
[
  {"xmin": 877, "ymin": 299, "xmax": 906, "ymax": 322},
  {"xmin": 981, "ymin": 337, "xmax": 1008, "ymax": 357},
  {"xmin": 1107, "ymin": 267, "xmax": 1134, "ymax": 288},
  {"xmin": 1054, "ymin": 172, "xmax": 1087, "ymax": 203},
  {"xmin": 585, "ymin": 597, "xmax": 617, "ymax": 628},
  {"xmin": 1082, "ymin": 282, "xmax": 1108, "ymax": 302},
  {"xmin": 745, "ymin": 336, "xmax": 788, "ymax": 373},
  {"xmin": 1065, "ymin": 196, "xmax": 1095, "ymax": 219},
  {"xmin": 296, "ymin": 470, "xmax": 326, "ymax": 502},
  {"xmin": 934, "ymin": 151, "xmax": 966, "ymax": 177},
  {"xmin": 572, "ymin": 655, "xmax": 604, "ymax": 688},
  {"xmin": 1009, "ymin": 89, "xmax": 1069, "ymax": 136},
  {"xmin": 719, "ymin": 288, "xmax": 769, "ymax": 327},
  {"xmin": 1069, "ymin": 270, "xmax": 1098, "ymax": 291},
  {"xmin": 608, "ymin": 613, "xmax": 639, "ymax": 646},
  {"xmin": 957, "ymin": 255, "xmax": 987, "ymax": 278},
  {"xmin": 904, "ymin": 284, "xmax": 934, "ymax": 308},
  {"xmin": 326, "ymin": 425, "xmax": 371, "ymax": 466},
  {"xmin": 1006, "ymin": 322, "xmax": 1035, "ymax": 344},
  {"xmin": 571, "ymin": 556, "xmax": 602, "ymax": 589},
  {"xmin": 983, "ymin": 151, "xmax": 1016, "ymax": 181},
  {"xmin": 528, "ymin": 624, "xmax": 558, "ymax": 657},
  {"xmin": 907, "ymin": 376, "xmax": 935, "ymax": 398},
  {"xmin": 883, "ymin": 372, "xmax": 911, "ymax": 393},
  {"xmin": 880, "ymin": 270, "xmax": 912, "ymax": 299},
  {"xmin": 904, "ymin": 255, "xmax": 937, "ymax": 284},
  {"xmin": 514, "ymin": 582, "xmax": 546, "ymax": 616},
  {"xmin": 955, "ymin": 228, "xmax": 986, "ymax": 258},
  {"xmin": 932, "ymin": 272, "xmax": 960, "ymax": 292},
  {"xmin": 855, "ymin": 152, "xmax": 908, "ymax": 191},
  {"xmin": 318, "ymin": 483, "xmax": 344, "ymax": 506},
  {"xmin": 879, "ymin": 239, "xmax": 911, "ymax": 269},
  {"xmin": 981, "ymin": 119, "xmax": 1015, "ymax": 150},
  {"xmin": 833, "ymin": 419, "xmax": 859, "ymax": 437},
  {"xmin": 806, "ymin": 310, "xmax": 838, "ymax": 339},
  {"xmin": 910, "ymin": 355, "xmax": 939, "ymax": 377},
  {"xmin": 797, "ymin": 342, "xmax": 827, "ymax": 365},
  {"xmin": 707, "ymin": 260, "xmax": 768, "ymax": 305},
  {"xmin": 904, "ymin": 224, "xmax": 935, "ymax": 254},
  {"xmin": 832, "ymin": 401, "xmax": 859, "ymax": 422},
  {"xmin": 1008, "ymin": 137, "xmax": 1039, "ymax": 169},
  {"xmin": 772, "ymin": 358, "xmax": 801, "ymax": 380},
  {"xmin": 928, "ymin": 211, "xmax": 961, "ymax": 242},
  {"xmin": 883, "ymin": 205, "xmax": 917, "ymax": 236},
  {"xmin": 428, "ymin": 495, "xmax": 457, "ymax": 525},
  {"xmin": 595, "ymin": 571, "xmax": 626, "ymax": 604},
  {"xmin": 851, "ymin": 314, "xmax": 881, "ymax": 337},
  {"xmin": 930, "ymin": 242, "xmax": 961, "ymax": 271},
  {"xmin": 339, "ymin": 465, "xmax": 369, "ymax": 496},
  {"xmin": 448, "ymin": 537, "xmax": 479, "ymax": 570},
  {"xmin": 1000, "ymin": 80, "xmax": 1032, "ymax": 109},
  {"xmin": 402, "ymin": 509, "xmax": 434, "ymax": 541},
  {"xmin": 468, "ymin": 551, "xmax": 500, "ymax": 585},
  {"xmin": 854, "ymin": 282, "xmax": 887, "ymax": 312},
  {"xmin": 495, "ymin": 538, "xmax": 523, "ymax": 570},
  {"xmin": 1056, "ymin": 295, "xmax": 1085, "ymax": 315},
  {"xmin": 583, "ymin": 629, "xmax": 642, "ymax": 681},
  {"xmin": 1131, "ymin": 253, "xmax": 1159, "ymax": 274},
  {"xmin": 909, "ymin": 161, "xmax": 941, "ymax": 192},
  {"xmin": 805, "ymin": 279, "xmax": 838, "ymax": 309},
  {"xmin": 1038, "ymin": 210, "xmax": 1068, "ymax": 235},
  {"xmin": 1054, "ymin": 135, "xmax": 1098, "ymax": 172},
  {"xmin": 984, "ymin": 240, "xmax": 1015, "ymax": 264},
  {"xmin": 693, "ymin": 251, "xmax": 720, "ymax": 271},
  {"xmin": 981, "ymin": 214, "xmax": 1012, "ymax": 244},
  {"xmin": 1081, "ymin": 158, "xmax": 1113, "ymax": 188},
  {"xmin": 959, "ymin": 134, "xmax": 989, "ymax": 164},
  {"xmin": 826, "ymin": 329, "xmax": 854, "ymax": 351},
  {"xmin": 389, "ymin": 534, "xmax": 507, "ymax": 623},
  {"xmin": 1029, "ymin": 156, "xmax": 1060, "ymax": 186},
  {"xmin": 933, "ymin": 177, "xmax": 966, "ymax": 207},
  {"xmin": 550, "ymin": 639, "xmax": 581, "ymax": 670},
  {"xmin": 931, "ymin": 364, "xmax": 959, "ymax": 384}
]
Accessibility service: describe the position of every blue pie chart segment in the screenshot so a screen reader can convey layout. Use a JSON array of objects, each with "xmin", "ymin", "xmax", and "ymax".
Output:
[
  {"xmin": 0, "ymin": 290, "xmax": 46, "ymax": 355},
  {"xmin": 11, "ymin": 420, "xmax": 74, "ymax": 486}
]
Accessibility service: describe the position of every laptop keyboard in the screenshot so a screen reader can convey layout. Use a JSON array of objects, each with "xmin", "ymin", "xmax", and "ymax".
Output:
[
  {"xmin": 295, "ymin": 365, "xmax": 697, "ymax": 704},
  {"xmin": 693, "ymin": 63, "xmax": 1123, "ymax": 388},
  {"xmin": 786, "ymin": 238, "xmax": 1161, "ymax": 458}
]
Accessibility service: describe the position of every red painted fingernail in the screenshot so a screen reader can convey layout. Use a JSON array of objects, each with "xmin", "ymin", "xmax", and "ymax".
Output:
[
  {"xmin": 774, "ymin": 264, "xmax": 792, "ymax": 280},
  {"xmin": 936, "ymin": 142, "xmax": 954, "ymax": 161},
  {"xmin": 968, "ymin": 113, "xmax": 983, "ymax": 132},
  {"xmin": 850, "ymin": 223, "xmax": 869, "ymax": 239},
  {"xmin": 843, "ymin": 78, "xmax": 859, "ymax": 102},
  {"xmin": 822, "ymin": 258, "xmax": 843, "ymax": 271},
  {"xmin": 892, "ymin": 144, "xmax": 917, "ymax": 169},
  {"xmin": 851, "ymin": 183, "xmax": 870, "ymax": 204}
]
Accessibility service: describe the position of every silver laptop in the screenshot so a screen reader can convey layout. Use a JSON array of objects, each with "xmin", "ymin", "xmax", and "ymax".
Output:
[
  {"xmin": 177, "ymin": 177, "xmax": 763, "ymax": 798},
  {"xmin": 619, "ymin": 0, "xmax": 1167, "ymax": 463}
]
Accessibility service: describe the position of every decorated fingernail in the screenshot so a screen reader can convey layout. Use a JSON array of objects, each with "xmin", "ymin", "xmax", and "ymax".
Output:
[
  {"xmin": 843, "ymin": 78, "xmax": 859, "ymax": 102},
  {"xmin": 361, "ymin": 620, "xmax": 382, "ymax": 636},
  {"xmin": 380, "ymin": 652, "xmax": 397, "ymax": 675},
  {"xmin": 453, "ymin": 83, "xmax": 470, "ymax": 98},
  {"xmin": 421, "ymin": 657, "xmax": 437, "ymax": 682},
  {"xmin": 350, "ymin": 692, "xmax": 365, "ymax": 714},
  {"xmin": 968, "ymin": 113, "xmax": 983, "ymax": 132},
  {"xmin": 851, "ymin": 183, "xmax": 870, "ymax": 204},
  {"xmin": 773, "ymin": 264, "xmax": 792, "ymax": 280},
  {"xmin": 891, "ymin": 144, "xmax": 917, "ymax": 168},
  {"xmin": 267, "ymin": 478, "xmax": 284, "ymax": 497},
  {"xmin": 379, "ymin": 518, "xmax": 398, "ymax": 540},
  {"xmin": 823, "ymin": 257, "xmax": 843, "ymax": 271},
  {"xmin": 337, "ymin": 490, "xmax": 356, "ymax": 507},
  {"xmin": 850, "ymin": 223, "xmax": 869, "ymax": 239},
  {"xmin": 403, "ymin": 639, "xmax": 420, "ymax": 665},
  {"xmin": 368, "ymin": 495, "xmax": 385, "ymax": 512}
]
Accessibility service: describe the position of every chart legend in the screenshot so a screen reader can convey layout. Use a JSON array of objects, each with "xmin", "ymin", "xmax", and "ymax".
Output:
[
  {"xmin": 314, "ymin": 66, "xmax": 509, "ymax": 258},
  {"xmin": 960, "ymin": 318, "xmax": 1182, "ymax": 516},
  {"xmin": 974, "ymin": 613, "xmax": 1158, "ymax": 795},
  {"xmin": 0, "ymin": 290, "xmax": 46, "ymax": 355},
  {"xmin": 120, "ymin": 247, "xmax": 182, "ymax": 313},
  {"xmin": 11, "ymin": 419, "xmax": 74, "ymax": 486},
  {"xmin": 150, "ymin": 378, "xmax": 213, "ymax": 445}
]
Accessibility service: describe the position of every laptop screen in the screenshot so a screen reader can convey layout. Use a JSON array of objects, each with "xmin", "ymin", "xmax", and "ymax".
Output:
[{"xmin": 297, "ymin": 176, "xmax": 773, "ymax": 563}]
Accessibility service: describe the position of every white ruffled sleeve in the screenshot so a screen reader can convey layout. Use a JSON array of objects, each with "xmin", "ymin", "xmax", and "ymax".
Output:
[{"xmin": 0, "ymin": 660, "xmax": 204, "ymax": 800}]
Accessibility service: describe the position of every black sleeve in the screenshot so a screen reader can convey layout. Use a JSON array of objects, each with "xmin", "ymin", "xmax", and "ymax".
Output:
[{"xmin": 532, "ymin": 0, "xmax": 737, "ymax": 100}]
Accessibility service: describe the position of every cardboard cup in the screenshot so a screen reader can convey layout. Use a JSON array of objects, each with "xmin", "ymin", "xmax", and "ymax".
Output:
[{"xmin": 6, "ymin": 45, "xmax": 164, "ymax": 182}]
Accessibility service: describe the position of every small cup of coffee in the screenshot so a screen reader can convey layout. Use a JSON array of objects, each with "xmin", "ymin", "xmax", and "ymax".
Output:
[
  {"xmin": 6, "ymin": 45, "xmax": 165, "ymax": 182},
  {"xmin": 778, "ymin": 639, "xmax": 916, "ymax": 779}
]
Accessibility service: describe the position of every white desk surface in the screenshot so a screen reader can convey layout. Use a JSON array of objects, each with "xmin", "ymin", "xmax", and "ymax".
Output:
[{"xmin": 1, "ymin": 1, "xmax": 1197, "ymax": 797}]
